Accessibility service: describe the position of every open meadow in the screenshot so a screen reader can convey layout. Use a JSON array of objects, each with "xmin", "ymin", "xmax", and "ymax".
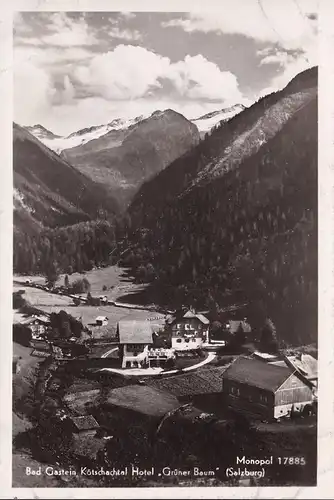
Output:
[
  {"xmin": 13, "ymin": 266, "xmax": 166, "ymax": 332},
  {"xmin": 14, "ymin": 266, "xmax": 146, "ymax": 303}
]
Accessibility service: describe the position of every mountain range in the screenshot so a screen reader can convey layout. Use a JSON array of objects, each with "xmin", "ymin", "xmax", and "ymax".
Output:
[
  {"xmin": 59, "ymin": 109, "xmax": 200, "ymax": 208},
  {"xmin": 123, "ymin": 66, "xmax": 318, "ymax": 345},
  {"xmin": 25, "ymin": 104, "xmax": 245, "ymax": 153},
  {"xmin": 22, "ymin": 105, "xmax": 245, "ymax": 209},
  {"xmin": 14, "ymin": 67, "xmax": 318, "ymax": 346}
]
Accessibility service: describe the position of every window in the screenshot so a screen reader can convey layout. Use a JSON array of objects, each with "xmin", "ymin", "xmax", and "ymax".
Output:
[
  {"xmin": 185, "ymin": 339, "xmax": 190, "ymax": 343},
  {"xmin": 176, "ymin": 339, "xmax": 182, "ymax": 343},
  {"xmin": 260, "ymin": 394, "xmax": 268, "ymax": 403},
  {"xmin": 176, "ymin": 323, "xmax": 181, "ymax": 329},
  {"xmin": 185, "ymin": 324, "xmax": 190, "ymax": 330},
  {"xmin": 231, "ymin": 386, "xmax": 240, "ymax": 396},
  {"xmin": 191, "ymin": 338, "xmax": 196, "ymax": 342}
]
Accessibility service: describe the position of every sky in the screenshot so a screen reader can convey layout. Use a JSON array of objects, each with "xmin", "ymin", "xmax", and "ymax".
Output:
[{"xmin": 14, "ymin": 3, "xmax": 318, "ymax": 136}]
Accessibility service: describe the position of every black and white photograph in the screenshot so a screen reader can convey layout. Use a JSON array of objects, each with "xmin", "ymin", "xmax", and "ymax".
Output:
[{"xmin": 5, "ymin": 0, "xmax": 329, "ymax": 494}]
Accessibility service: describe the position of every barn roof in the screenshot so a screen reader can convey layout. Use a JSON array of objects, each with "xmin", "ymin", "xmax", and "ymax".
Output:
[
  {"xmin": 222, "ymin": 356, "xmax": 292, "ymax": 392},
  {"xmin": 21, "ymin": 315, "xmax": 50, "ymax": 326},
  {"xmin": 105, "ymin": 385, "xmax": 180, "ymax": 417},
  {"xmin": 72, "ymin": 432, "xmax": 105, "ymax": 459},
  {"xmin": 70, "ymin": 415, "xmax": 100, "ymax": 431},
  {"xmin": 118, "ymin": 320, "xmax": 153, "ymax": 344},
  {"xmin": 270, "ymin": 354, "xmax": 318, "ymax": 380},
  {"xmin": 146, "ymin": 366, "xmax": 227, "ymax": 398}
]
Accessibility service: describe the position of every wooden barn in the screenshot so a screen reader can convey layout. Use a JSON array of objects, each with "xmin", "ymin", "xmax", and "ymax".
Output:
[{"xmin": 222, "ymin": 356, "xmax": 314, "ymax": 420}]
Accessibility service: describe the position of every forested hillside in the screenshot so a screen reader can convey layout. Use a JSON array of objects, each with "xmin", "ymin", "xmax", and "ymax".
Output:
[
  {"xmin": 13, "ymin": 220, "xmax": 117, "ymax": 276},
  {"xmin": 13, "ymin": 124, "xmax": 119, "ymax": 274},
  {"xmin": 121, "ymin": 67, "xmax": 318, "ymax": 345},
  {"xmin": 13, "ymin": 124, "xmax": 118, "ymax": 232}
]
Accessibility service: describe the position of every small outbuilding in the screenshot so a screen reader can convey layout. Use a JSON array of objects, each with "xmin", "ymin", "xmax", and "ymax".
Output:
[{"xmin": 95, "ymin": 316, "xmax": 109, "ymax": 326}]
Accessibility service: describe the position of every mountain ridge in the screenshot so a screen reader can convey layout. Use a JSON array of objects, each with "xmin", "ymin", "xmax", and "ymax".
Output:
[
  {"xmin": 60, "ymin": 108, "xmax": 200, "ymax": 208},
  {"xmin": 13, "ymin": 123, "xmax": 119, "ymax": 234},
  {"xmin": 122, "ymin": 66, "xmax": 318, "ymax": 345}
]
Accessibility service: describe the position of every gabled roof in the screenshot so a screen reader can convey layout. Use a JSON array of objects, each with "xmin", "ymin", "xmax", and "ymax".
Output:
[
  {"xmin": 118, "ymin": 320, "xmax": 153, "ymax": 344},
  {"xmin": 270, "ymin": 354, "xmax": 318, "ymax": 380},
  {"xmin": 222, "ymin": 356, "xmax": 292, "ymax": 392},
  {"xmin": 21, "ymin": 315, "xmax": 50, "ymax": 326},
  {"xmin": 105, "ymin": 385, "xmax": 180, "ymax": 417},
  {"xmin": 170, "ymin": 309, "xmax": 210, "ymax": 325},
  {"xmin": 70, "ymin": 415, "xmax": 99, "ymax": 431},
  {"xmin": 146, "ymin": 366, "xmax": 227, "ymax": 397}
]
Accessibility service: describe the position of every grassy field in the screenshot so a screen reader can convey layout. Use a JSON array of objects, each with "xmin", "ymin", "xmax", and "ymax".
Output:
[
  {"xmin": 14, "ymin": 266, "xmax": 146, "ymax": 302},
  {"xmin": 13, "ymin": 284, "xmax": 73, "ymax": 309},
  {"xmin": 13, "ymin": 291, "xmax": 165, "ymax": 335},
  {"xmin": 14, "ymin": 266, "xmax": 165, "ymax": 331}
]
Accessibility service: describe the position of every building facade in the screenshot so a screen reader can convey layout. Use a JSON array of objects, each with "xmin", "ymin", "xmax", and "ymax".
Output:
[
  {"xmin": 222, "ymin": 356, "xmax": 314, "ymax": 420},
  {"xmin": 168, "ymin": 309, "xmax": 210, "ymax": 351},
  {"xmin": 117, "ymin": 319, "xmax": 153, "ymax": 368}
]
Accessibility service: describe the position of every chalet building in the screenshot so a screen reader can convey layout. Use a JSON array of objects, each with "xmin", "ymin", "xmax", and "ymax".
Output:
[
  {"xmin": 117, "ymin": 319, "xmax": 153, "ymax": 368},
  {"xmin": 50, "ymin": 340, "xmax": 88, "ymax": 359},
  {"xmin": 222, "ymin": 356, "xmax": 314, "ymax": 420},
  {"xmin": 95, "ymin": 316, "xmax": 108, "ymax": 326},
  {"xmin": 168, "ymin": 309, "xmax": 210, "ymax": 351}
]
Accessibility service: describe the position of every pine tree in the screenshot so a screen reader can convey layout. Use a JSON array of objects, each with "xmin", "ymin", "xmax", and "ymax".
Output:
[
  {"xmin": 259, "ymin": 318, "xmax": 279, "ymax": 354},
  {"xmin": 64, "ymin": 275, "xmax": 69, "ymax": 288}
]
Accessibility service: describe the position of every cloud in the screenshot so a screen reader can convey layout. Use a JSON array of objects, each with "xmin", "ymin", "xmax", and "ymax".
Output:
[
  {"xmin": 41, "ymin": 13, "xmax": 98, "ymax": 47},
  {"xmin": 14, "ymin": 57, "xmax": 55, "ymax": 126},
  {"xmin": 73, "ymin": 45, "xmax": 244, "ymax": 104},
  {"xmin": 14, "ymin": 12, "xmax": 98, "ymax": 48},
  {"xmin": 162, "ymin": 1, "xmax": 317, "ymax": 49},
  {"xmin": 73, "ymin": 45, "xmax": 171, "ymax": 100},
  {"xmin": 161, "ymin": 0, "xmax": 317, "ymax": 99},
  {"xmin": 13, "ymin": 12, "xmax": 34, "ymax": 36},
  {"xmin": 14, "ymin": 41, "xmax": 246, "ymax": 135},
  {"xmin": 165, "ymin": 54, "xmax": 243, "ymax": 102},
  {"xmin": 258, "ymin": 53, "xmax": 315, "ymax": 98},
  {"xmin": 119, "ymin": 12, "xmax": 136, "ymax": 20},
  {"xmin": 108, "ymin": 27, "xmax": 143, "ymax": 41}
]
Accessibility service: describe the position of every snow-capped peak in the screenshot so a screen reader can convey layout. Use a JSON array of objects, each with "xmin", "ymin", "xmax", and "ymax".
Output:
[
  {"xmin": 192, "ymin": 104, "xmax": 247, "ymax": 135},
  {"xmin": 24, "ymin": 115, "xmax": 148, "ymax": 154},
  {"xmin": 26, "ymin": 124, "xmax": 61, "ymax": 139}
]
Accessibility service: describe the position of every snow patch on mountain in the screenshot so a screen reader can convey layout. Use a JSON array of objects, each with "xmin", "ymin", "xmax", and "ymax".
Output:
[
  {"xmin": 13, "ymin": 188, "xmax": 35, "ymax": 213},
  {"xmin": 26, "ymin": 115, "xmax": 147, "ymax": 154},
  {"xmin": 192, "ymin": 104, "xmax": 246, "ymax": 134}
]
